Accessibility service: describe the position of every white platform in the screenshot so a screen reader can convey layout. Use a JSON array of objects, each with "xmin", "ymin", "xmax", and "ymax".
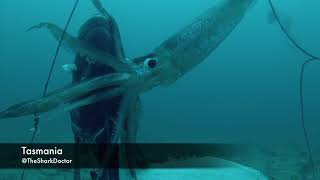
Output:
[{"xmin": 120, "ymin": 157, "xmax": 268, "ymax": 180}]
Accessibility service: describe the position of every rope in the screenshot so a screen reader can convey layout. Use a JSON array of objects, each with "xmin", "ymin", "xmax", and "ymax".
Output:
[
  {"xmin": 20, "ymin": 0, "xmax": 80, "ymax": 179},
  {"xmin": 268, "ymin": 0, "xmax": 319, "ymax": 179}
]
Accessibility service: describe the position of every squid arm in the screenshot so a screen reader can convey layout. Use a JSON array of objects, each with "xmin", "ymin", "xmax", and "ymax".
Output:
[
  {"xmin": 91, "ymin": 0, "xmax": 110, "ymax": 18},
  {"xmin": 123, "ymin": 97, "xmax": 142, "ymax": 143},
  {"xmin": 63, "ymin": 86, "xmax": 128, "ymax": 112},
  {"xmin": 0, "ymin": 73, "xmax": 131, "ymax": 119},
  {"xmin": 121, "ymin": 97, "xmax": 145, "ymax": 178},
  {"xmin": 28, "ymin": 22, "xmax": 131, "ymax": 72},
  {"xmin": 92, "ymin": 89, "xmax": 139, "ymax": 179},
  {"xmin": 111, "ymin": 90, "xmax": 138, "ymax": 144},
  {"xmin": 90, "ymin": 0, "xmax": 127, "ymax": 62}
]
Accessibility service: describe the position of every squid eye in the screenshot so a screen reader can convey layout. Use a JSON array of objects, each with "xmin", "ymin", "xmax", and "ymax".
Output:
[{"xmin": 144, "ymin": 58, "xmax": 158, "ymax": 69}]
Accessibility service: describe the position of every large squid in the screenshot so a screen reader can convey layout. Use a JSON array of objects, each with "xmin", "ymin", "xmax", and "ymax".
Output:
[{"xmin": 0, "ymin": 0, "xmax": 255, "ymax": 144}]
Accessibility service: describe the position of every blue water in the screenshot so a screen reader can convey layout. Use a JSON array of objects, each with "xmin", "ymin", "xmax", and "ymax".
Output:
[{"xmin": 0, "ymin": 0, "xmax": 319, "ymax": 151}]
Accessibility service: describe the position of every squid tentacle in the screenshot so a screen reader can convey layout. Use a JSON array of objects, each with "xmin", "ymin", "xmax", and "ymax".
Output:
[
  {"xmin": 95, "ymin": 89, "xmax": 139, "ymax": 179},
  {"xmin": 111, "ymin": 89, "xmax": 138, "ymax": 144},
  {"xmin": 0, "ymin": 73, "xmax": 131, "ymax": 119},
  {"xmin": 28, "ymin": 22, "xmax": 131, "ymax": 72},
  {"xmin": 63, "ymin": 86, "xmax": 128, "ymax": 112},
  {"xmin": 91, "ymin": 0, "xmax": 110, "ymax": 18},
  {"xmin": 33, "ymin": 85, "xmax": 126, "ymax": 124}
]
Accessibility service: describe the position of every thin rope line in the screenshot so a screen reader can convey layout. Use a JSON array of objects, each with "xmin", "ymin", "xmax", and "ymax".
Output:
[
  {"xmin": 20, "ymin": 1, "xmax": 80, "ymax": 179},
  {"xmin": 267, "ymin": 0, "xmax": 320, "ymax": 60},
  {"xmin": 43, "ymin": 0, "xmax": 80, "ymax": 96},
  {"xmin": 268, "ymin": 0, "xmax": 319, "ymax": 179},
  {"xmin": 300, "ymin": 58, "xmax": 318, "ymax": 180}
]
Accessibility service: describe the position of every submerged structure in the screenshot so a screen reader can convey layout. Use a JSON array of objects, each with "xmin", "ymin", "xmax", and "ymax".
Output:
[{"xmin": 70, "ymin": 15, "xmax": 130, "ymax": 180}]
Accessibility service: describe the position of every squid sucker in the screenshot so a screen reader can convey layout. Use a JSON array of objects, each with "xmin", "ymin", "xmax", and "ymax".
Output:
[{"xmin": 0, "ymin": 0, "xmax": 255, "ymax": 120}]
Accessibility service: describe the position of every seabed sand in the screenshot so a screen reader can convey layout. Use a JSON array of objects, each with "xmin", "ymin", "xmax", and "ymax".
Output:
[
  {"xmin": 224, "ymin": 145, "xmax": 320, "ymax": 180},
  {"xmin": 0, "ymin": 146, "xmax": 319, "ymax": 180}
]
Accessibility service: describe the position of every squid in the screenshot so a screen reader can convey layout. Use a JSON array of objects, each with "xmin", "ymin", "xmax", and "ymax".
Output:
[{"xmin": 0, "ymin": 0, "xmax": 255, "ymax": 145}]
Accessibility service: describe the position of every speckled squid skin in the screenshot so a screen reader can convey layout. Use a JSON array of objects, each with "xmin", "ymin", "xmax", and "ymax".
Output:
[{"xmin": 151, "ymin": 0, "xmax": 255, "ymax": 86}]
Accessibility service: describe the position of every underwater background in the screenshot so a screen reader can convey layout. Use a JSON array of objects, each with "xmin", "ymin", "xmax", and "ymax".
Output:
[{"xmin": 0, "ymin": 0, "xmax": 319, "ymax": 178}]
